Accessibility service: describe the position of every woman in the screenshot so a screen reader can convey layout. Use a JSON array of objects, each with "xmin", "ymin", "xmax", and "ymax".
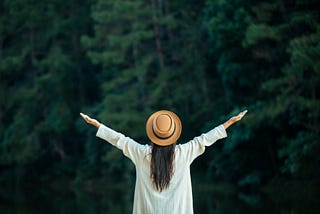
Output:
[{"xmin": 80, "ymin": 110, "xmax": 247, "ymax": 214}]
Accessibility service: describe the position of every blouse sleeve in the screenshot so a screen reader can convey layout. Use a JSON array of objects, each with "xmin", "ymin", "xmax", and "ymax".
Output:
[
  {"xmin": 181, "ymin": 124, "xmax": 227, "ymax": 164},
  {"xmin": 96, "ymin": 124, "xmax": 147, "ymax": 165}
]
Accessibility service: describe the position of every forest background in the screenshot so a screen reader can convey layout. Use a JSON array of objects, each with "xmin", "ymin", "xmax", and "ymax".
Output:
[{"xmin": 0, "ymin": 0, "xmax": 319, "ymax": 209}]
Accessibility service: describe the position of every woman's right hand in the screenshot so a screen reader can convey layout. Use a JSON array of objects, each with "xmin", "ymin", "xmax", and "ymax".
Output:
[
  {"xmin": 80, "ymin": 113, "xmax": 101, "ymax": 128},
  {"xmin": 229, "ymin": 110, "xmax": 248, "ymax": 123}
]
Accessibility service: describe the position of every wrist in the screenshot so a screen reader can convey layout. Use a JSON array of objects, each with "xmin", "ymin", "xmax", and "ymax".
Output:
[
  {"xmin": 224, "ymin": 118, "xmax": 235, "ymax": 129},
  {"xmin": 95, "ymin": 121, "xmax": 101, "ymax": 128}
]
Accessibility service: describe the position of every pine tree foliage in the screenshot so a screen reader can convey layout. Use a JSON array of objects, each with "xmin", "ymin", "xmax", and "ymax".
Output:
[{"xmin": 0, "ymin": 0, "xmax": 319, "ymax": 193}]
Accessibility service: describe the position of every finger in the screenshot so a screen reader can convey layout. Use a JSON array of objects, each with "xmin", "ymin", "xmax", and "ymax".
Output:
[
  {"xmin": 239, "ymin": 110, "xmax": 248, "ymax": 116},
  {"xmin": 80, "ymin": 115, "xmax": 88, "ymax": 121},
  {"xmin": 80, "ymin": 113, "xmax": 90, "ymax": 122},
  {"xmin": 238, "ymin": 110, "xmax": 248, "ymax": 120}
]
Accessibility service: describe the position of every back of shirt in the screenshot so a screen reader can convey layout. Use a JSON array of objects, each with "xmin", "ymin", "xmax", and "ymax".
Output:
[
  {"xmin": 132, "ymin": 145, "xmax": 194, "ymax": 214},
  {"xmin": 96, "ymin": 124, "xmax": 227, "ymax": 214}
]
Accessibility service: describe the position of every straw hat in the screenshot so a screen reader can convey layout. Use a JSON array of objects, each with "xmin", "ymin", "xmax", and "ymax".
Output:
[{"xmin": 146, "ymin": 110, "xmax": 182, "ymax": 146}]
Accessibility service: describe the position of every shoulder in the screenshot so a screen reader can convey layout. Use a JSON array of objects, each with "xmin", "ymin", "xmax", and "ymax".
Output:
[{"xmin": 175, "ymin": 143, "xmax": 190, "ymax": 155}]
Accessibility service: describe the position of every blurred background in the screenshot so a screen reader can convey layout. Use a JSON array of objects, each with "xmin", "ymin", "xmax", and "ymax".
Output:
[{"xmin": 0, "ymin": 0, "xmax": 319, "ymax": 213}]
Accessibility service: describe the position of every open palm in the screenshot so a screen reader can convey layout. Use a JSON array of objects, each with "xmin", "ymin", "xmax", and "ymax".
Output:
[
  {"xmin": 230, "ymin": 110, "xmax": 248, "ymax": 122},
  {"xmin": 80, "ymin": 113, "xmax": 100, "ymax": 128}
]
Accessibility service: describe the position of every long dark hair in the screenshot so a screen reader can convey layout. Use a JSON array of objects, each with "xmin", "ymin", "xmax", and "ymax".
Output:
[{"xmin": 150, "ymin": 143, "xmax": 176, "ymax": 192}]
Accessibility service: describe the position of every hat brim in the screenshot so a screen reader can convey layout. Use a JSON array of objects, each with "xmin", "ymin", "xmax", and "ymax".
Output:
[{"xmin": 146, "ymin": 110, "xmax": 182, "ymax": 146}]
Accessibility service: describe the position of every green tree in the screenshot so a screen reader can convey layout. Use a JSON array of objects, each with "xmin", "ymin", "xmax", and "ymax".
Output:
[
  {"xmin": 0, "ymin": 0, "xmax": 95, "ymax": 186},
  {"xmin": 204, "ymin": 0, "xmax": 320, "ymax": 187},
  {"xmin": 80, "ymin": 0, "xmax": 226, "ymax": 182}
]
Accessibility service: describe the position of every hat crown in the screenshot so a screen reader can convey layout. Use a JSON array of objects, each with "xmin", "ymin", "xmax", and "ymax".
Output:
[
  {"xmin": 146, "ymin": 110, "xmax": 182, "ymax": 146},
  {"xmin": 153, "ymin": 114, "xmax": 175, "ymax": 139}
]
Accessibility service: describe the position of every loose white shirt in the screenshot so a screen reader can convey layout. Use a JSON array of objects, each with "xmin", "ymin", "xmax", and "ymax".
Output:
[{"xmin": 96, "ymin": 124, "xmax": 227, "ymax": 214}]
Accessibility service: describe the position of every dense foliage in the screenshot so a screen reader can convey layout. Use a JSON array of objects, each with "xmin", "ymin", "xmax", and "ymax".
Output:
[{"xmin": 1, "ymin": 0, "xmax": 319, "ymax": 195}]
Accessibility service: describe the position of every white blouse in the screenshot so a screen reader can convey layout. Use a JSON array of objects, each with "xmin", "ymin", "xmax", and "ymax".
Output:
[{"xmin": 96, "ymin": 124, "xmax": 227, "ymax": 214}]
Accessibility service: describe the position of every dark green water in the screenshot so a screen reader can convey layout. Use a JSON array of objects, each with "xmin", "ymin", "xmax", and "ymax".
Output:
[{"xmin": 0, "ymin": 185, "xmax": 318, "ymax": 214}]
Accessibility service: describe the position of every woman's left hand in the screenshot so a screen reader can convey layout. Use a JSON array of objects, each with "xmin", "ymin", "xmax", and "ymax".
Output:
[{"xmin": 80, "ymin": 113, "xmax": 101, "ymax": 128}]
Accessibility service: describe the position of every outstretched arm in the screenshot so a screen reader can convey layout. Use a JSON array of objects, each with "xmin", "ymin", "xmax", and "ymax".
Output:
[
  {"xmin": 80, "ymin": 112, "xmax": 145, "ymax": 165},
  {"xmin": 223, "ymin": 110, "xmax": 248, "ymax": 130},
  {"xmin": 80, "ymin": 113, "xmax": 101, "ymax": 128}
]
